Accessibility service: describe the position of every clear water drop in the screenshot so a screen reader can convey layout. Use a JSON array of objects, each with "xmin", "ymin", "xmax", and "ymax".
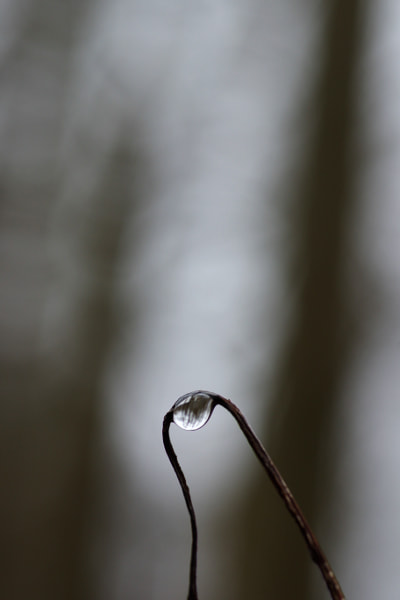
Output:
[{"xmin": 171, "ymin": 391, "xmax": 216, "ymax": 431}]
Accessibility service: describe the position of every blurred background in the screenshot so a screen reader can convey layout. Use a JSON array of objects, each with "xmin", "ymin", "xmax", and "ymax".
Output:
[{"xmin": 1, "ymin": 0, "xmax": 400, "ymax": 599}]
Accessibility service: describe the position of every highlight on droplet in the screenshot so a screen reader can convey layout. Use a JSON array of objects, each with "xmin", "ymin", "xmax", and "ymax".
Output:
[{"xmin": 171, "ymin": 390, "xmax": 216, "ymax": 431}]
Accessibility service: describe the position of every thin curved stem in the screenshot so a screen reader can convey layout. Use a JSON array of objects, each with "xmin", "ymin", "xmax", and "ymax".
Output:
[
  {"xmin": 163, "ymin": 391, "xmax": 345, "ymax": 600},
  {"xmin": 213, "ymin": 394, "xmax": 345, "ymax": 600},
  {"xmin": 163, "ymin": 412, "xmax": 198, "ymax": 600}
]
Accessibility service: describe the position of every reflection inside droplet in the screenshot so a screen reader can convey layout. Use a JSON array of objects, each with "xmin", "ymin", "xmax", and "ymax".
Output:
[{"xmin": 171, "ymin": 391, "xmax": 216, "ymax": 431}]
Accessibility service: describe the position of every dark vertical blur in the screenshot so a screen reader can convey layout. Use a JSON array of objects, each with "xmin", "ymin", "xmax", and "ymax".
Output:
[
  {"xmin": 0, "ymin": 3, "xmax": 144, "ymax": 599},
  {"xmin": 231, "ymin": 1, "xmax": 365, "ymax": 598}
]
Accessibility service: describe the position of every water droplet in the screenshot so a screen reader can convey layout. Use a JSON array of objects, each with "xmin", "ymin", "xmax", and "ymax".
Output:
[{"xmin": 171, "ymin": 391, "xmax": 216, "ymax": 431}]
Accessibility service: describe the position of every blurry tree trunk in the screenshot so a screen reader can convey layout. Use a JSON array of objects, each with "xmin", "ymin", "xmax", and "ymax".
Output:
[
  {"xmin": 231, "ymin": 1, "xmax": 365, "ymax": 598},
  {"xmin": 0, "ymin": 2, "xmax": 142, "ymax": 599},
  {"xmin": 0, "ymin": 131, "xmax": 138, "ymax": 600}
]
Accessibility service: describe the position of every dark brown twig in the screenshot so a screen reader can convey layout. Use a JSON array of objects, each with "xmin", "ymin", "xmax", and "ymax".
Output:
[
  {"xmin": 214, "ymin": 394, "xmax": 345, "ymax": 600},
  {"xmin": 163, "ymin": 412, "xmax": 198, "ymax": 600},
  {"xmin": 163, "ymin": 391, "xmax": 345, "ymax": 600}
]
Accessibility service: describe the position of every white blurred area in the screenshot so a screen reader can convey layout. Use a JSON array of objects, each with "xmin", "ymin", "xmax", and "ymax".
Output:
[
  {"xmin": 76, "ymin": 2, "xmax": 313, "ymax": 599},
  {"xmin": 1, "ymin": 1, "xmax": 400, "ymax": 599}
]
